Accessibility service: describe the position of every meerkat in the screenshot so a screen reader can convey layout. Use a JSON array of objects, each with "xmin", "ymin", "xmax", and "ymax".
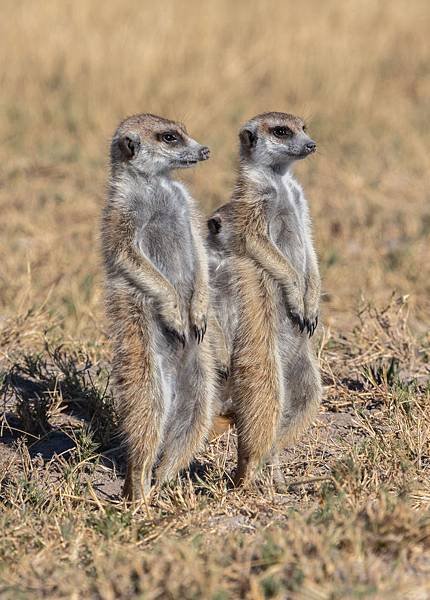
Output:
[
  {"xmin": 101, "ymin": 113, "xmax": 217, "ymax": 501},
  {"xmin": 207, "ymin": 112, "xmax": 322, "ymax": 487}
]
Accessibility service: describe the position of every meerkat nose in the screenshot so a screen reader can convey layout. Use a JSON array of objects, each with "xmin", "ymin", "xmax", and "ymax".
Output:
[
  {"xmin": 305, "ymin": 141, "xmax": 317, "ymax": 153},
  {"xmin": 199, "ymin": 146, "xmax": 210, "ymax": 161}
]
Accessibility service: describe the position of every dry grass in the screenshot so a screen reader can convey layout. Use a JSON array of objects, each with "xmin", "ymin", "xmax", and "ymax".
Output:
[{"xmin": 1, "ymin": 0, "xmax": 430, "ymax": 598}]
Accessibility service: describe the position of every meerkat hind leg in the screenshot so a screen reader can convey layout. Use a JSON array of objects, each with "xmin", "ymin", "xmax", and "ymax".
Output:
[
  {"xmin": 114, "ymin": 299, "xmax": 164, "ymax": 503},
  {"xmin": 231, "ymin": 264, "xmax": 283, "ymax": 489},
  {"xmin": 234, "ymin": 446, "xmax": 286, "ymax": 492},
  {"xmin": 233, "ymin": 439, "xmax": 260, "ymax": 488}
]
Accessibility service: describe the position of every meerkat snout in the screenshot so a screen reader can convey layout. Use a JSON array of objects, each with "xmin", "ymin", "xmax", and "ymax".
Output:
[
  {"xmin": 304, "ymin": 140, "xmax": 316, "ymax": 153},
  {"xmin": 199, "ymin": 146, "xmax": 210, "ymax": 161}
]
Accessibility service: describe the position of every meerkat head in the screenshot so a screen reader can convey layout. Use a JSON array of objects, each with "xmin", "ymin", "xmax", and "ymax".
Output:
[
  {"xmin": 238, "ymin": 112, "xmax": 316, "ymax": 172},
  {"xmin": 110, "ymin": 113, "xmax": 210, "ymax": 176},
  {"xmin": 207, "ymin": 204, "xmax": 233, "ymax": 252}
]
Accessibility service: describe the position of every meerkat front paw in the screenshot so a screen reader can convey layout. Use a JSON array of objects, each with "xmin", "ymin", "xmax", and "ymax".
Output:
[
  {"xmin": 304, "ymin": 313, "xmax": 318, "ymax": 337},
  {"xmin": 304, "ymin": 297, "xmax": 320, "ymax": 337},
  {"xmin": 304, "ymin": 315, "xmax": 318, "ymax": 337},
  {"xmin": 286, "ymin": 283, "xmax": 306, "ymax": 333},
  {"xmin": 160, "ymin": 298, "xmax": 187, "ymax": 346},
  {"xmin": 216, "ymin": 363, "xmax": 230, "ymax": 380},
  {"xmin": 190, "ymin": 297, "xmax": 208, "ymax": 343}
]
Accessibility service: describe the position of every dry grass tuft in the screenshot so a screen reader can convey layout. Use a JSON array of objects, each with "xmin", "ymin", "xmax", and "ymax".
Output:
[
  {"xmin": 1, "ymin": 0, "xmax": 430, "ymax": 597},
  {"xmin": 1, "ymin": 296, "xmax": 429, "ymax": 597}
]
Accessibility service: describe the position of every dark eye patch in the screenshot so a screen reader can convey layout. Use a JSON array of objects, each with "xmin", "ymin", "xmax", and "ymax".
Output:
[
  {"xmin": 271, "ymin": 126, "xmax": 293, "ymax": 138},
  {"xmin": 158, "ymin": 131, "xmax": 183, "ymax": 144}
]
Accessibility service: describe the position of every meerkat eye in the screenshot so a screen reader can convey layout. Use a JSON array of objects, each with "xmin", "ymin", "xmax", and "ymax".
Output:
[
  {"xmin": 272, "ymin": 126, "xmax": 292, "ymax": 138},
  {"xmin": 161, "ymin": 132, "xmax": 179, "ymax": 144}
]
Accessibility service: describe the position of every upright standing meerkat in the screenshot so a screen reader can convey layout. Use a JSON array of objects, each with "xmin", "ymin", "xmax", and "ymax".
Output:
[
  {"xmin": 207, "ymin": 112, "xmax": 322, "ymax": 487},
  {"xmin": 101, "ymin": 113, "xmax": 216, "ymax": 500}
]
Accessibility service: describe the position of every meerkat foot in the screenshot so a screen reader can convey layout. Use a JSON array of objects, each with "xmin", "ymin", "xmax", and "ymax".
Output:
[
  {"xmin": 123, "ymin": 462, "xmax": 152, "ymax": 502},
  {"xmin": 269, "ymin": 463, "xmax": 287, "ymax": 493},
  {"xmin": 233, "ymin": 453, "xmax": 259, "ymax": 488}
]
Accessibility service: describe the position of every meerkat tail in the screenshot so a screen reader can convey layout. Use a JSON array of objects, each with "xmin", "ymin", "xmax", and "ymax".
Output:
[
  {"xmin": 279, "ymin": 348, "xmax": 322, "ymax": 447},
  {"xmin": 155, "ymin": 338, "xmax": 216, "ymax": 483}
]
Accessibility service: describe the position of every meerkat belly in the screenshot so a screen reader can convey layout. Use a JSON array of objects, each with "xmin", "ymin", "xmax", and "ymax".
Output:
[
  {"xmin": 211, "ymin": 256, "xmax": 238, "ymax": 354},
  {"xmin": 138, "ymin": 211, "xmax": 196, "ymax": 297},
  {"xmin": 269, "ymin": 209, "xmax": 306, "ymax": 275}
]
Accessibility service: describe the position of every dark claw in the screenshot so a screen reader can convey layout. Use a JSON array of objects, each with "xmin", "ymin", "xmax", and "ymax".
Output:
[
  {"xmin": 290, "ymin": 312, "xmax": 306, "ymax": 334},
  {"xmin": 305, "ymin": 318, "xmax": 314, "ymax": 337},
  {"xmin": 167, "ymin": 328, "xmax": 186, "ymax": 347},
  {"xmin": 217, "ymin": 365, "xmax": 230, "ymax": 380},
  {"xmin": 193, "ymin": 316, "xmax": 207, "ymax": 344},
  {"xmin": 306, "ymin": 315, "xmax": 319, "ymax": 338},
  {"xmin": 193, "ymin": 324, "xmax": 206, "ymax": 344}
]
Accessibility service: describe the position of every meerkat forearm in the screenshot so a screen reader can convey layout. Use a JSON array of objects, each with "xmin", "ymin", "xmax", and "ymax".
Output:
[
  {"xmin": 306, "ymin": 261, "xmax": 321, "ymax": 300},
  {"xmin": 190, "ymin": 213, "xmax": 209, "ymax": 296},
  {"xmin": 305, "ymin": 241, "xmax": 320, "ymax": 293},
  {"xmin": 115, "ymin": 247, "xmax": 186, "ymax": 341},
  {"xmin": 303, "ymin": 248, "xmax": 321, "ymax": 335},
  {"xmin": 116, "ymin": 247, "xmax": 178, "ymax": 306},
  {"xmin": 245, "ymin": 233, "xmax": 304, "ymax": 298},
  {"xmin": 188, "ymin": 209, "xmax": 210, "ymax": 340}
]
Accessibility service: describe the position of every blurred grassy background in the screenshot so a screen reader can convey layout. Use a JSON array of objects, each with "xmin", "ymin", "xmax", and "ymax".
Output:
[
  {"xmin": 1, "ymin": 3, "xmax": 430, "ymax": 597},
  {"xmin": 0, "ymin": 0, "xmax": 429, "ymax": 337}
]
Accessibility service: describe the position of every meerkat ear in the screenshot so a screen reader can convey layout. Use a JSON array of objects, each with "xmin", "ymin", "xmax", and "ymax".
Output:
[
  {"xmin": 208, "ymin": 216, "xmax": 222, "ymax": 234},
  {"xmin": 119, "ymin": 133, "xmax": 141, "ymax": 160},
  {"xmin": 239, "ymin": 128, "xmax": 257, "ymax": 150}
]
